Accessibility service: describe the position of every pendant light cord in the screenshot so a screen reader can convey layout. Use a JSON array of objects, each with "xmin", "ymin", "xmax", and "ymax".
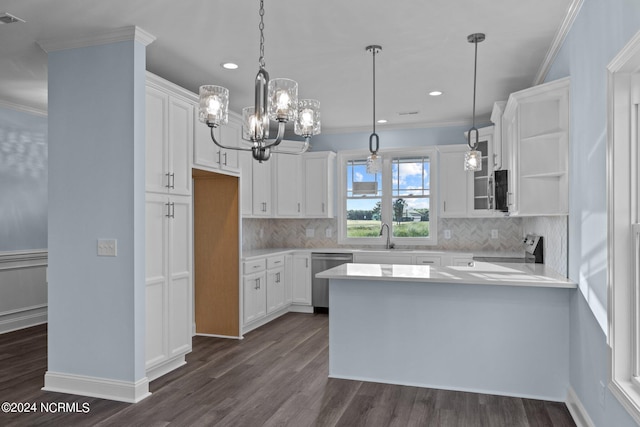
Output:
[
  {"xmin": 471, "ymin": 39, "xmax": 477, "ymax": 129},
  {"xmin": 372, "ymin": 47, "xmax": 376, "ymax": 135}
]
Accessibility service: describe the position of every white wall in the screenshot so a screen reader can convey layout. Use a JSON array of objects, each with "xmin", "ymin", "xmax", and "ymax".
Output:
[{"xmin": 546, "ymin": 0, "xmax": 640, "ymax": 425}]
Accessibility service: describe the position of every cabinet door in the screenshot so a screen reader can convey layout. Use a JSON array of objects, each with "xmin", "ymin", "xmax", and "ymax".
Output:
[
  {"xmin": 219, "ymin": 120, "xmax": 240, "ymax": 171},
  {"xmin": 304, "ymin": 154, "xmax": 333, "ymax": 218},
  {"xmin": 252, "ymin": 159, "xmax": 272, "ymax": 216},
  {"xmin": 146, "ymin": 87, "xmax": 170, "ymax": 194},
  {"xmin": 266, "ymin": 267, "xmax": 285, "ymax": 314},
  {"xmin": 168, "ymin": 97, "xmax": 193, "ymax": 196},
  {"xmin": 243, "ymin": 272, "xmax": 266, "ymax": 324},
  {"xmin": 292, "ymin": 254, "xmax": 311, "ymax": 305},
  {"xmin": 168, "ymin": 196, "xmax": 192, "ymax": 356},
  {"xmin": 239, "ymin": 151, "xmax": 253, "ymax": 216},
  {"xmin": 439, "ymin": 147, "xmax": 468, "ymax": 218},
  {"xmin": 284, "ymin": 254, "xmax": 293, "ymax": 305},
  {"xmin": 145, "ymin": 193, "xmax": 169, "ymax": 368},
  {"xmin": 193, "ymin": 114, "xmax": 222, "ymax": 170},
  {"xmin": 275, "ymin": 154, "xmax": 303, "ymax": 217}
]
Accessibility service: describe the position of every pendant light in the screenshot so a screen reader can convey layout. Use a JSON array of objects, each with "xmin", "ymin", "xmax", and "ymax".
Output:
[
  {"xmin": 198, "ymin": 0, "xmax": 321, "ymax": 163},
  {"xmin": 464, "ymin": 33, "xmax": 485, "ymax": 172},
  {"xmin": 366, "ymin": 45, "xmax": 382, "ymax": 174}
]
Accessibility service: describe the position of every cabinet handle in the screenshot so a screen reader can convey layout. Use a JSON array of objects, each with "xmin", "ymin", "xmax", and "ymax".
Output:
[
  {"xmin": 223, "ymin": 152, "xmax": 227, "ymax": 166},
  {"xmin": 255, "ymin": 277, "xmax": 260, "ymax": 290},
  {"xmin": 298, "ymin": 203, "xmax": 301, "ymax": 213},
  {"xmin": 305, "ymin": 258, "xmax": 308, "ymax": 268},
  {"xmin": 322, "ymin": 202, "xmax": 325, "ymax": 213},
  {"xmin": 276, "ymin": 272, "xmax": 281, "ymax": 283},
  {"xmin": 165, "ymin": 172, "xmax": 171, "ymax": 189},
  {"xmin": 217, "ymin": 150, "xmax": 221, "ymax": 165},
  {"xmin": 165, "ymin": 202, "xmax": 175, "ymax": 218},
  {"xmin": 421, "ymin": 260, "xmax": 434, "ymax": 264},
  {"xmin": 443, "ymin": 201, "xmax": 446, "ymax": 212}
]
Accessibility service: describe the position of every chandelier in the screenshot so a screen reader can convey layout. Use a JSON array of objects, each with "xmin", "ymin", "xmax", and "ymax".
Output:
[
  {"xmin": 366, "ymin": 45, "xmax": 382, "ymax": 174},
  {"xmin": 464, "ymin": 33, "xmax": 485, "ymax": 172},
  {"xmin": 198, "ymin": 0, "xmax": 321, "ymax": 162}
]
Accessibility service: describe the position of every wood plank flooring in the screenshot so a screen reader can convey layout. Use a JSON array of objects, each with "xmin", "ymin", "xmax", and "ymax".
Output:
[{"xmin": 0, "ymin": 313, "xmax": 575, "ymax": 426}]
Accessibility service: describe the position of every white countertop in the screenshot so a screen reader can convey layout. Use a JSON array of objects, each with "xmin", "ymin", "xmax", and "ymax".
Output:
[{"xmin": 315, "ymin": 261, "xmax": 576, "ymax": 289}]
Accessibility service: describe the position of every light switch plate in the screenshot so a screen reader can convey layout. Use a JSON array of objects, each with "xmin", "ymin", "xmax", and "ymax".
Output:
[
  {"xmin": 444, "ymin": 229, "xmax": 451, "ymax": 239},
  {"xmin": 97, "ymin": 239, "xmax": 117, "ymax": 257},
  {"xmin": 325, "ymin": 228, "xmax": 332, "ymax": 238},
  {"xmin": 491, "ymin": 229, "xmax": 499, "ymax": 239}
]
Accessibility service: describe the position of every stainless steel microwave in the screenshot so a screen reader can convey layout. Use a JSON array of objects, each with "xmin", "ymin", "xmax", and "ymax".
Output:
[{"xmin": 494, "ymin": 170, "xmax": 509, "ymax": 212}]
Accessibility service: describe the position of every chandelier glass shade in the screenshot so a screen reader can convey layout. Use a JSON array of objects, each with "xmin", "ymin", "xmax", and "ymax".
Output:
[{"xmin": 198, "ymin": 0, "xmax": 320, "ymax": 162}]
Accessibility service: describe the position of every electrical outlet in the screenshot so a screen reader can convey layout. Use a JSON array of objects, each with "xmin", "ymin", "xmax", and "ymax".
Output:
[
  {"xmin": 97, "ymin": 239, "xmax": 117, "ymax": 257},
  {"xmin": 444, "ymin": 229, "xmax": 451, "ymax": 239},
  {"xmin": 325, "ymin": 228, "xmax": 332, "ymax": 238},
  {"xmin": 599, "ymin": 381, "xmax": 606, "ymax": 407},
  {"xmin": 491, "ymin": 229, "xmax": 499, "ymax": 239}
]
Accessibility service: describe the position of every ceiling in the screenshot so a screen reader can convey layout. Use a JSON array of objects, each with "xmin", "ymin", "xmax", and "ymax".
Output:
[{"xmin": 0, "ymin": 0, "xmax": 573, "ymax": 133}]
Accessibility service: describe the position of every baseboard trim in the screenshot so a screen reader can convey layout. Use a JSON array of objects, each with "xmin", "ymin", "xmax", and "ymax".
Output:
[
  {"xmin": 0, "ymin": 305, "xmax": 47, "ymax": 334},
  {"xmin": 195, "ymin": 333, "xmax": 243, "ymax": 340},
  {"xmin": 43, "ymin": 371, "xmax": 150, "ymax": 403},
  {"xmin": 146, "ymin": 356, "xmax": 186, "ymax": 382},
  {"xmin": 288, "ymin": 305, "xmax": 313, "ymax": 314},
  {"xmin": 565, "ymin": 386, "xmax": 596, "ymax": 427}
]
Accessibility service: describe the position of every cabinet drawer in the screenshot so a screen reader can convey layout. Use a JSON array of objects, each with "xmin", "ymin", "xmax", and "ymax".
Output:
[
  {"xmin": 244, "ymin": 258, "xmax": 266, "ymax": 274},
  {"xmin": 415, "ymin": 256, "xmax": 442, "ymax": 266},
  {"xmin": 267, "ymin": 255, "xmax": 285, "ymax": 269}
]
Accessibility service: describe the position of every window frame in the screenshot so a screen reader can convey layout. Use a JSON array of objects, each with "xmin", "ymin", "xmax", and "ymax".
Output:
[
  {"xmin": 607, "ymin": 29, "xmax": 640, "ymax": 425},
  {"xmin": 337, "ymin": 147, "xmax": 438, "ymax": 246}
]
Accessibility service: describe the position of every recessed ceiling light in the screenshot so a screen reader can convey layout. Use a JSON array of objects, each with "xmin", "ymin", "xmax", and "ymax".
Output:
[
  {"xmin": 377, "ymin": 119, "xmax": 387, "ymax": 124},
  {"xmin": 429, "ymin": 91, "xmax": 443, "ymax": 96},
  {"xmin": 221, "ymin": 62, "xmax": 238, "ymax": 70},
  {"xmin": 0, "ymin": 12, "xmax": 25, "ymax": 24}
]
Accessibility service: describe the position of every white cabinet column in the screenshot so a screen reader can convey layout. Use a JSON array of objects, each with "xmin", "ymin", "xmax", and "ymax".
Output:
[{"xmin": 42, "ymin": 27, "xmax": 154, "ymax": 403}]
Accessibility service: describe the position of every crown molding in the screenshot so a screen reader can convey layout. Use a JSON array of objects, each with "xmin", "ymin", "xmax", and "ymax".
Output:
[
  {"xmin": 533, "ymin": 0, "xmax": 584, "ymax": 85},
  {"xmin": 37, "ymin": 26, "xmax": 156, "ymax": 53}
]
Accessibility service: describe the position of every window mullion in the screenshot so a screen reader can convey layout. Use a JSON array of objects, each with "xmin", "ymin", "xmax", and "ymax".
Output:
[{"xmin": 382, "ymin": 156, "xmax": 393, "ymax": 228}]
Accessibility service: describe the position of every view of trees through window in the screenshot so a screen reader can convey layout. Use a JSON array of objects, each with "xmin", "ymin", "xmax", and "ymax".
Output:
[{"xmin": 346, "ymin": 155, "xmax": 430, "ymax": 239}]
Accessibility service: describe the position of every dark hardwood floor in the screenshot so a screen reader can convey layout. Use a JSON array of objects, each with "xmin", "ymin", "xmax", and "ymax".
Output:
[{"xmin": 0, "ymin": 313, "xmax": 575, "ymax": 426}]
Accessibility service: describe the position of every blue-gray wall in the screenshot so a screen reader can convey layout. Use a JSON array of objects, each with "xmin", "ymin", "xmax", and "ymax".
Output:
[
  {"xmin": 546, "ymin": 0, "xmax": 640, "ymax": 425},
  {"xmin": 0, "ymin": 106, "xmax": 47, "ymax": 252}
]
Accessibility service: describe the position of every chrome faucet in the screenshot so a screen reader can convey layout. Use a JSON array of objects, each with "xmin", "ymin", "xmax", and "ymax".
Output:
[{"xmin": 379, "ymin": 223, "xmax": 394, "ymax": 249}]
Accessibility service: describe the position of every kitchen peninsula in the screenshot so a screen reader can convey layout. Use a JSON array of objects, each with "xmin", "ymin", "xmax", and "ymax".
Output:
[{"xmin": 317, "ymin": 262, "xmax": 576, "ymax": 402}]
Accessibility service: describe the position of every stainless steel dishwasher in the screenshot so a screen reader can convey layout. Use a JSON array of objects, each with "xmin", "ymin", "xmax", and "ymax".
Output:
[{"xmin": 311, "ymin": 252, "xmax": 353, "ymax": 309}]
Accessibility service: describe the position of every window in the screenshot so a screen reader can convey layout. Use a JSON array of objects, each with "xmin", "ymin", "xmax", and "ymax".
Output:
[
  {"xmin": 608, "ymin": 29, "xmax": 640, "ymax": 424},
  {"xmin": 338, "ymin": 148, "xmax": 437, "ymax": 246}
]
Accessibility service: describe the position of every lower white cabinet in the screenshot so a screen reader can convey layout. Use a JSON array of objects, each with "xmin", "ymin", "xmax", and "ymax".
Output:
[
  {"xmin": 292, "ymin": 253, "xmax": 311, "ymax": 305},
  {"xmin": 243, "ymin": 270, "xmax": 267, "ymax": 325},
  {"xmin": 145, "ymin": 192, "xmax": 192, "ymax": 379}
]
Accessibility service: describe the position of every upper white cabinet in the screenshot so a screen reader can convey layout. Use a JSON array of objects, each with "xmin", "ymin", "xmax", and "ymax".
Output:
[
  {"xmin": 145, "ymin": 79, "xmax": 193, "ymax": 196},
  {"xmin": 193, "ymin": 112, "xmax": 242, "ymax": 173},
  {"xmin": 274, "ymin": 147, "xmax": 304, "ymax": 217},
  {"xmin": 438, "ymin": 145, "xmax": 469, "ymax": 218},
  {"xmin": 241, "ymin": 149, "xmax": 336, "ymax": 219},
  {"xmin": 252, "ymin": 159, "xmax": 273, "ymax": 216},
  {"xmin": 502, "ymin": 77, "xmax": 569, "ymax": 216},
  {"xmin": 466, "ymin": 126, "xmax": 497, "ymax": 216},
  {"xmin": 304, "ymin": 151, "xmax": 336, "ymax": 218},
  {"xmin": 490, "ymin": 101, "xmax": 507, "ymax": 171}
]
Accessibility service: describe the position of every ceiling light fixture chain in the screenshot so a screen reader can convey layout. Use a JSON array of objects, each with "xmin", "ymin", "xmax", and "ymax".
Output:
[
  {"xmin": 258, "ymin": 0, "xmax": 265, "ymax": 69},
  {"xmin": 464, "ymin": 32, "xmax": 485, "ymax": 172},
  {"xmin": 198, "ymin": 0, "xmax": 321, "ymax": 163},
  {"xmin": 366, "ymin": 44, "xmax": 382, "ymax": 174}
]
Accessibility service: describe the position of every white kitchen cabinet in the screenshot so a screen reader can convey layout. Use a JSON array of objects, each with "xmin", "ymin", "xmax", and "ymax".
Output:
[
  {"xmin": 491, "ymin": 101, "xmax": 507, "ymax": 171},
  {"xmin": 239, "ymin": 151, "xmax": 254, "ymax": 217},
  {"xmin": 502, "ymin": 77, "xmax": 570, "ymax": 216},
  {"xmin": 145, "ymin": 81, "xmax": 193, "ymax": 196},
  {"xmin": 303, "ymin": 152, "xmax": 336, "ymax": 218},
  {"xmin": 292, "ymin": 253, "xmax": 311, "ymax": 305},
  {"xmin": 145, "ymin": 192, "xmax": 192, "ymax": 379},
  {"xmin": 266, "ymin": 255, "xmax": 286, "ymax": 314},
  {"xmin": 251, "ymin": 158, "xmax": 273, "ymax": 217},
  {"xmin": 284, "ymin": 254, "xmax": 293, "ymax": 305},
  {"xmin": 243, "ymin": 270, "xmax": 267, "ymax": 325},
  {"xmin": 274, "ymin": 152, "xmax": 303, "ymax": 217},
  {"xmin": 438, "ymin": 145, "xmax": 469, "ymax": 218},
  {"xmin": 415, "ymin": 255, "xmax": 442, "ymax": 266},
  {"xmin": 466, "ymin": 126, "xmax": 498, "ymax": 217},
  {"xmin": 193, "ymin": 112, "xmax": 242, "ymax": 174}
]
